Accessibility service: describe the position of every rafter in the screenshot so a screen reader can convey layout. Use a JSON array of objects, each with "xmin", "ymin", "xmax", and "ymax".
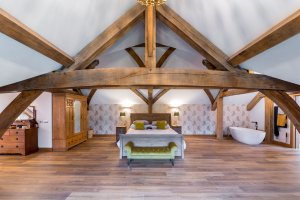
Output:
[
  {"xmin": 125, "ymin": 47, "xmax": 145, "ymax": 67},
  {"xmin": 247, "ymin": 93, "xmax": 265, "ymax": 111},
  {"xmin": 156, "ymin": 5, "xmax": 240, "ymax": 72},
  {"xmin": 229, "ymin": 10, "xmax": 300, "ymax": 66},
  {"xmin": 0, "ymin": 8, "xmax": 74, "ymax": 67},
  {"xmin": 157, "ymin": 47, "xmax": 176, "ymax": 68},
  {"xmin": 66, "ymin": 4, "xmax": 145, "ymax": 71},
  {"xmin": 0, "ymin": 91, "xmax": 42, "ymax": 137},
  {"xmin": 2, "ymin": 68, "xmax": 300, "ymax": 92}
]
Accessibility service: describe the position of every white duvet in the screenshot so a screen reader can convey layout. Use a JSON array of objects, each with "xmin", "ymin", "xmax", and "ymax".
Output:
[{"xmin": 117, "ymin": 128, "xmax": 187, "ymax": 149}]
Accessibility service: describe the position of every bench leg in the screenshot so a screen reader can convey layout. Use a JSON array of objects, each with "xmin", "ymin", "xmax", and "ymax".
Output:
[
  {"xmin": 127, "ymin": 159, "xmax": 133, "ymax": 166},
  {"xmin": 170, "ymin": 159, "xmax": 175, "ymax": 167}
]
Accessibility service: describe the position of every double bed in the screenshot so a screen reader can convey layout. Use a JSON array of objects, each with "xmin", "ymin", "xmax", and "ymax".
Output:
[{"xmin": 118, "ymin": 113, "xmax": 185, "ymax": 159}]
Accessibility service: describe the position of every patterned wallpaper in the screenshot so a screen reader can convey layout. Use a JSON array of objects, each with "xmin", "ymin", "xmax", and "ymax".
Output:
[{"xmin": 89, "ymin": 104, "xmax": 250, "ymax": 135}]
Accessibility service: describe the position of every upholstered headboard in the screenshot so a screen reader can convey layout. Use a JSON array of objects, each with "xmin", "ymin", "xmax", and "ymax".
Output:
[{"xmin": 130, "ymin": 113, "xmax": 171, "ymax": 125}]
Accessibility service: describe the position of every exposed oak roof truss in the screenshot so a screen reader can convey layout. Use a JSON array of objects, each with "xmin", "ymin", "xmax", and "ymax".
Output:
[{"xmin": 1, "ymin": 4, "xmax": 300, "ymax": 137}]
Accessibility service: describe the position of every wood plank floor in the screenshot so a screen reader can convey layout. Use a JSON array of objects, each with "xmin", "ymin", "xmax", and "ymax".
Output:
[{"xmin": 1, "ymin": 136, "xmax": 300, "ymax": 200}]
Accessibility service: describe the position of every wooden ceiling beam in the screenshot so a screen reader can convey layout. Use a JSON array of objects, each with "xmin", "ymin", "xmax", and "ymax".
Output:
[
  {"xmin": 156, "ymin": 5, "xmax": 240, "ymax": 72},
  {"xmin": 157, "ymin": 47, "xmax": 176, "ymax": 68},
  {"xmin": 145, "ymin": 5, "xmax": 156, "ymax": 68},
  {"xmin": 229, "ymin": 10, "xmax": 300, "ymax": 66},
  {"xmin": 66, "ymin": 4, "xmax": 145, "ymax": 71},
  {"xmin": 222, "ymin": 89, "xmax": 257, "ymax": 97},
  {"xmin": 2, "ymin": 68, "xmax": 300, "ymax": 92},
  {"xmin": 247, "ymin": 93, "xmax": 265, "ymax": 111},
  {"xmin": 125, "ymin": 48, "xmax": 145, "ymax": 67},
  {"xmin": 0, "ymin": 91, "xmax": 42, "ymax": 138},
  {"xmin": 0, "ymin": 8, "xmax": 74, "ymax": 67}
]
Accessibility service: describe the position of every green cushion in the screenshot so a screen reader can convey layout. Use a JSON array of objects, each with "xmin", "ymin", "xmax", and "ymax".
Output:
[
  {"xmin": 125, "ymin": 142, "xmax": 178, "ymax": 159},
  {"xmin": 156, "ymin": 121, "xmax": 167, "ymax": 129},
  {"xmin": 134, "ymin": 122, "xmax": 145, "ymax": 130}
]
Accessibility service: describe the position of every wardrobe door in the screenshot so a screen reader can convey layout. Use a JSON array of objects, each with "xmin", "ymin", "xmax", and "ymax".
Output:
[{"xmin": 66, "ymin": 98, "xmax": 74, "ymax": 139}]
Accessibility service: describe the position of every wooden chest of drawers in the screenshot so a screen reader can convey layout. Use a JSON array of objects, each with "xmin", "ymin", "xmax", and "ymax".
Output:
[{"xmin": 0, "ymin": 128, "xmax": 38, "ymax": 156}]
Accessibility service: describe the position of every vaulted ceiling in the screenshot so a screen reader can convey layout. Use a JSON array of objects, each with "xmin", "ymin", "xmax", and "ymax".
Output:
[
  {"xmin": 0, "ymin": 0, "xmax": 299, "ymax": 86},
  {"xmin": 0, "ymin": 0, "xmax": 300, "ymax": 106}
]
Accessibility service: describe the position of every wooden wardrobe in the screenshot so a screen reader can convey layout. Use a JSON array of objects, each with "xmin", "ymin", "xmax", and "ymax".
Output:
[{"xmin": 52, "ymin": 93, "xmax": 88, "ymax": 151}]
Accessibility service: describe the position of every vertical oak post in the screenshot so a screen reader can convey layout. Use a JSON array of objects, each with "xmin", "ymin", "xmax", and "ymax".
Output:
[
  {"xmin": 264, "ymin": 97, "xmax": 274, "ymax": 144},
  {"xmin": 216, "ymin": 97, "xmax": 224, "ymax": 139},
  {"xmin": 145, "ymin": 5, "xmax": 156, "ymax": 68},
  {"xmin": 148, "ymin": 88, "xmax": 153, "ymax": 114}
]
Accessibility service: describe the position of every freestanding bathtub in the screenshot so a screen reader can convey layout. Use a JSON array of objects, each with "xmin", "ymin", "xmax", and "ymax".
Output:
[{"xmin": 229, "ymin": 127, "xmax": 266, "ymax": 145}]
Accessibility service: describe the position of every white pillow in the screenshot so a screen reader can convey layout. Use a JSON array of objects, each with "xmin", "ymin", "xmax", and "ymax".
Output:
[{"xmin": 130, "ymin": 124, "xmax": 153, "ymax": 130}]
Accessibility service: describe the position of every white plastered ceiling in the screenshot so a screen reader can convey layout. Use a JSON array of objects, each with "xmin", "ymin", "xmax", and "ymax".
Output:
[{"xmin": 0, "ymin": 0, "xmax": 299, "ymax": 105}]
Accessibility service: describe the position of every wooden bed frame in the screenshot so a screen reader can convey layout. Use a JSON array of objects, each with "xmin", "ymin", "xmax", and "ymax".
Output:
[{"xmin": 119, "ymin": 113, "xmax": 185, "ymax": 159}]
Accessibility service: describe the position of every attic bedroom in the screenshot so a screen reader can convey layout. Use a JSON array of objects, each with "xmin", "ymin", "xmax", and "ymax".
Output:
[{"xmin": 0, "ymin": 0, "xmax": 300, "ymax": 199}]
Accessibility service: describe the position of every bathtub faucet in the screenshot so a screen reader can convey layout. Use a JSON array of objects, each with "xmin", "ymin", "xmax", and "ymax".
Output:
[{"xmin": 251, "ymin": 121, "xmax": 258, "ymax": 130}]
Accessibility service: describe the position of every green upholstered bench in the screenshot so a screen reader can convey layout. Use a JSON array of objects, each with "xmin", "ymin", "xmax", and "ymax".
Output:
[{"xmin": 124, "ymin": 142, "xmax": 178, "ymax": 166}]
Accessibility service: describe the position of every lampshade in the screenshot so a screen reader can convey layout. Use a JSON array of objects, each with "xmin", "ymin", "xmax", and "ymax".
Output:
[
  {"xmin": 174, "ymin": 112, "xmax": 180, "ymax": 117},
  {"xmin": 120, "ymin": 112, "xmax": 126, "ymax": 117}
]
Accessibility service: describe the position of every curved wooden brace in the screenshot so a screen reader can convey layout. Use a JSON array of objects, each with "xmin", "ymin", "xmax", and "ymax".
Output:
[
  {"xmin": 260, "ymin": 90, "xmax": 300, "ymax": 133},
  {"xmin": 87, "ymin": 89, "xmax": 97, "ymax": 106},
  {"xmin": 125, "ymin": 48, "xmax": 145, "ymax": 67},
  {"xmin": 204, "ymin": 89, "xmax": 214, "ymax": 105},
  {"xmin": 157, "ymin": 47, "xmax": 176, "ymax": 68},
  {"xmin": 247, "ymin": 93, "xmax": 265, "ymax": 111},
  {"xmin": 0, "ymin": 91, "xmax": 42, "ymax": 137}
]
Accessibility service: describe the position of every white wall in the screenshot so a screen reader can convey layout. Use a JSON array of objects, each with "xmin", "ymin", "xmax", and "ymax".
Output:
[
  {"xmin": 0, "ymin": 92, "xmax": 52, "ymax": 148},
  {"xmin": 249, "ymin": 98, "xmax": 265, "ymax": 131},
  {"xmin": 31, "ymin": 92, "xmax": 52, "ymax": 148}
]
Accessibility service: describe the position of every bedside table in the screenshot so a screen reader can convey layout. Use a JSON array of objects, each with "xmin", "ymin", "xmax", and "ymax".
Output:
[
  {"xmin": 171, "ymin": 125, "xmax": 182, "ymax": 134},
  {"xmin": 116, "ymin": 126, "xmax": 127, "ymax": 142}
]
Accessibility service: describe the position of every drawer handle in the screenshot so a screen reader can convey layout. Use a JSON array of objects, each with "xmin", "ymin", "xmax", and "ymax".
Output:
[
  {"xmin": 16, "ymin": 138, "xmax": 18, "ymax": 140},
  {"xmin": 16, "ymin": 145, "xmax": 19, "ymax": 148},
  {"xmin": 0, "ymin": 138, "xmax": 3, "ymax": 140},
  {"xmin": 1, "ymin": 145, "xmax": 3, "ymax": 148},
  {"xmin": 16, "ymin": 132, "xmax": 18, "ymax": 134}
]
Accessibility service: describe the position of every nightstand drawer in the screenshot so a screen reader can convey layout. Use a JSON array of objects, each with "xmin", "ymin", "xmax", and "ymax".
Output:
[{"xmin": 116, "ymin": 126, "xmax": 127, "ymax": 142}]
